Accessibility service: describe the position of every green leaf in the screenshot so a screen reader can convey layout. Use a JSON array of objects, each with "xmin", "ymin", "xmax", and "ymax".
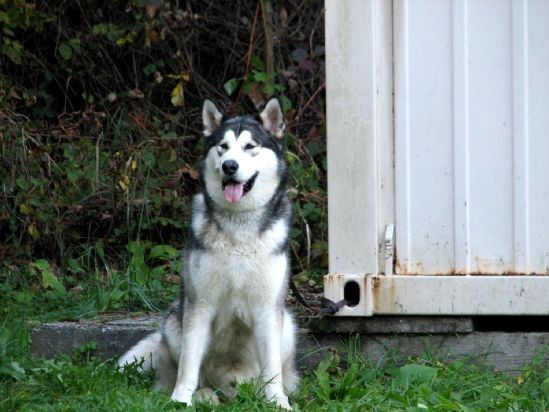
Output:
[
  {"xmin": 250, "ymin": 54, "xmax": 264, "ymax": 70},
  {"xmin": 92, "ymin": 23, "xmax": 109, "ymax": 35},
  {"xmin": 263, "ymin": 81, "xmax": 275, "ymax": 96},
  {"xmin": 58, "ymin": 43, "xmax": 72, "ymax": 60},
  {"xmin": 223, "ymin": 78, "xmax": 241, "ymax": 96},
  {"xmin": 27, "ymin": 224, "xmax": 39, "ymax": 240},
  {"xmin": 253, "ymin": 70, "xmax": 267, "ymax": 83},
  {"xmin": 109, "ymin": 289, "xmax": 125, "ymax": 303},
  {"xmin": 16, "ymin": 176, "xmax": 27, "ymax": 189},
  {"xmin": 32, "ymin": 259, "xmax": 66, "ymax": 294},
  {"xmin": 394, "ymin": 364, "xmax": 437, "ymax": 386},
  {"xmin": 94, "ymin": 241, "xmax": 105, "ymax": 259},
  {"xmin": 280, "ymin": 95, "xmax": 293, "ymax": 113},
  {"xmin": 140, "ymin": 150, "xmax": 156, "ymax": 168},
  {"xmin": 127, "ymin": 241, "xmax": 149, "ymax": 284},
  {"xmin": 116, "ymin": 31, "xmax": 137, "ymax": 46},
  {"xmin": 143, "ymin": 63, "xmax": 157, "ymax": 75},
  {"xmin": 0, "ymin": 361, "xmax": 25, "ymax": 380},
  {"xmin": 542, "ymin": 377, "xmax": 549, "ymax": 397},
  {"xmin": 67, "ymin": 258, "xmax": 84, "ymax": 275},
  {"xmin": 340, "ymin": 362, "xmax": 359, "ymax": 391},
  {"xmin": 0, "ymin": 11, "xmax": 10, "ymax": 24},
  {"xmin": 149, "ymin": 244, "xmax": 179, "ymax": 260},
  {"xmin": 150, "ymin": 266, "xmax": 168, "ymax": 278},
  {"xmin": 1, "ymin": 38, "xmax": 22, "ymax": 64},
  {"xmin": 68, "ymin": 38, "xmax": 81, "ymax": 54}
]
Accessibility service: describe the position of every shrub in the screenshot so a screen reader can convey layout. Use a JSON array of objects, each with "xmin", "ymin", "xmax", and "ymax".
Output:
[{"xmin": 0, "ymin": 0, "xmax": 327, "ymax": 302}]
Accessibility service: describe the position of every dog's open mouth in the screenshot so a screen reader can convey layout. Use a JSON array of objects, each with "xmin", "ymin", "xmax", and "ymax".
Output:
[{"xmin": 222, "ymin": 172, "xmax": 259, "ymax": 203}]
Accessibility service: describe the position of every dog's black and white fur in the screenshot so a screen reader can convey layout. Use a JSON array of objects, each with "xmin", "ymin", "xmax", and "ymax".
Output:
[{"xmin": 118, "ymin": 98, "xmax": 298, "ymax": 409}]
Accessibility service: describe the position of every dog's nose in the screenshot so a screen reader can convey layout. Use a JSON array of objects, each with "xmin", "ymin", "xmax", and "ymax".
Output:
[{"xmin": 222, "ymin": 160, "xmax": 239, "ymax": 175}]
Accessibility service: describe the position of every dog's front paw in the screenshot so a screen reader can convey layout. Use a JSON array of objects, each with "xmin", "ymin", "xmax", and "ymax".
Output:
[
  {"xmin": 274, "ymin": 395, "xmax": 292, "ymax": 410},
  {"xmin": 193, "ymin": 388, "xmax": 220, "ymax": 406},
  {"xmin": 265, "ymin": 384, "xmax": 292, "ymax": 410},
  {"xmin": 170, "ymin": 387, "xmax": 193, "ymax": 406}
]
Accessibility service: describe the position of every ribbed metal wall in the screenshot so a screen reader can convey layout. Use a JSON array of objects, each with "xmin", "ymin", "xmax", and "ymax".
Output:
[{"xmin": 394, "ymin": 0, "xmax": 549, "ymax": 274}]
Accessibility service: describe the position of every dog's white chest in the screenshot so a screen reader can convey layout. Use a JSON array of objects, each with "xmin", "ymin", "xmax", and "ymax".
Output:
[
  {"xmin": 188, "ymin": 211, "xmax": 288, "ymax": 303},
  {"xmin": 196, "ymin": 234, "xmax": 283, "ymax": 287}
]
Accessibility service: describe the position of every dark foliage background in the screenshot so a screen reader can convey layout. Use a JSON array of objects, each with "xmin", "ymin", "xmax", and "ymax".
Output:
[{"xmin": 0, "ymin": 0, "xmax": 326, "ymax": 309}]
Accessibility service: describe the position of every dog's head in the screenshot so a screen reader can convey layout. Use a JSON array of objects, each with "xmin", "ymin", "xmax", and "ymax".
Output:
[{"xmin": 200, "ymin": 98, "xmax": 287, "ymax": 212}]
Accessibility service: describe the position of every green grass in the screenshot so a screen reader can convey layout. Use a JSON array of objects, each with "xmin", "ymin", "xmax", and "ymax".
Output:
[
  {"xmin": 3, "ymin": 344, "xmax": 548, "ymax": 412},
  {"xmin": 1, "ymin": 282, "xmax": 548, "ymax": 411}
]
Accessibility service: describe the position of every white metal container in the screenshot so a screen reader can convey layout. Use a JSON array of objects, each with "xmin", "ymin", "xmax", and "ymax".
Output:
[{"xmin": 325, "ymin": 0, "xmax": 549, "ymax": 315}]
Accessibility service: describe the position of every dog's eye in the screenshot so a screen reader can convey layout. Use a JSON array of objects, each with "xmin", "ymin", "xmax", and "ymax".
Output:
[
  {"xmin": 219, "ymin": 143, "xmax": 229, "ymax": 150},
  {"xmin": 244, "ymin": 143, "xmax": 256, "ymax": 150}
]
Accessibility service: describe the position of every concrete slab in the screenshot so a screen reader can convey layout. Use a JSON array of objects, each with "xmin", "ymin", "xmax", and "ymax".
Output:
[
  {"xmin": 31, "ymin": 315, "xmax": 161, "ymax": 360},
  {"xmin": 30, "ymin": 315, "xmax": 549, "ymax": 373},
  {"xmin": 307, "ymin": 332, "xmax": 549, "ymax": 373},
  {"xmin": 307, "ymin": 316, "xmax": 474, "ymax": 334}
]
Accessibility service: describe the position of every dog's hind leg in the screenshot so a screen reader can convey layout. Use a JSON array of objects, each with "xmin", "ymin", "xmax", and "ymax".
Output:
[
  {"xmin": 152, "ymin": 338, "xmax": 177, "ymax": 393},
  {"xmin": 154, "ymin": 307, "xmax": 182, "ymax": 392},
  {"xmin": 281, "ymin": 310, "xmax": 299, "ymax": 394}
]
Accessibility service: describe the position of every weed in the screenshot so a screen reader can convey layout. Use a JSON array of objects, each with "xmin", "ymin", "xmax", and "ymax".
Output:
[
  {"xmin": 1, "ymin": 0, "xmax": 328, "ymax": 289},
  {"xmin": 294, "ymin": 349, "xmax": 549, "ymax": 411},
  {"xmin": 1, "ymin": 288, "xmax": 547, "ymax": 412}
]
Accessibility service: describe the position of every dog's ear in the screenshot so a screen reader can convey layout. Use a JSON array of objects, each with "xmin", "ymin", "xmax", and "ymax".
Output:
[
  {"xmin": 203, "ymin": 99, "xmax": 223, "ymax": 136},
  {"xmin": 259, "ymin": 98, "xmax": 285, "ymax": 139}
]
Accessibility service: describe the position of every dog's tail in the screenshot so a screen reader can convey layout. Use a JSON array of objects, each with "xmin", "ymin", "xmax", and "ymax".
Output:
[{"xmin": 118, "ymin": 332, "xmax": 162, "ymax": 371}]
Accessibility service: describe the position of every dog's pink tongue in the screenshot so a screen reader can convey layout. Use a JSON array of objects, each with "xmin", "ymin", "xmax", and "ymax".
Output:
[{"xmin": 224, "ymin": 183, "xmax": 244, "ymax": 203}]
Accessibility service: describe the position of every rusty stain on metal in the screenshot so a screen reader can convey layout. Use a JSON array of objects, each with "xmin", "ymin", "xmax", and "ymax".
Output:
[
  {"xmin": 371, "ymin": 275, "xmax": 399, "ymax": 312},
  {"xmin": 393, "ymin": 243, "xmax": 542, "ymax": 276},
  {"xmin": 371, "ymin": 275, "xmax": 380, "ymax": 311},
  {"xmin": 371, "ymin": 276, "xmax": 379, "ymax": 312},
  {"xmin": 372, "ymin": 276, "xmax": 381, "ymax": 292},
  {"xmin": 394, "ymin": 246, "xmax": 401, "ymax": 273},
  {"xmin": 324, "ymin": 273, "xmax": 346, "ymax": 287},
  {"xmin": 393, "ymin": 253, "xmax": 534, "ymax": 276}
]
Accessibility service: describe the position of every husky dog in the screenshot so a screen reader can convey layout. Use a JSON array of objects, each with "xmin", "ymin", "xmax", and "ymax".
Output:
[{"xmin": 118, "ymin": 98, "xmax": 298, "ymax": 409}]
